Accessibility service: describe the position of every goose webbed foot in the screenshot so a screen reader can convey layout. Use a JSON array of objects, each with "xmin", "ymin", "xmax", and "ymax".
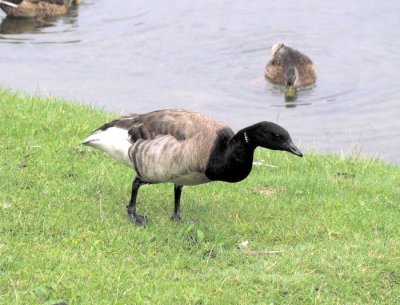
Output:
[
  {"xmin": 127, "ymin": 206, "xmax": 147, "ymax": 226},
  {"xmin": 170, "ymin": 214, "xmax": 181, "ymax": 222},
  {"xmin": 126, "ymin": 177, "xmax": 147, "ymax": 225}
]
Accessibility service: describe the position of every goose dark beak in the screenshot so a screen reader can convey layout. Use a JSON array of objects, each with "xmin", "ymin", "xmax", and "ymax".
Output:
[{"xmin": 287, "ymin": 142, "xmax": 303, "ymax": 157}]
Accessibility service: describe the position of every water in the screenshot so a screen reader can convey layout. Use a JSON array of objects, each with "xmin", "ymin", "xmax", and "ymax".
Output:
[{"xmin": 1, "ymin": 0, "xmax": 399, "ymax": 164}]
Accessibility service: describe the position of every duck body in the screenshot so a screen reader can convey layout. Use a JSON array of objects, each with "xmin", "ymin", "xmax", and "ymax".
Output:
[
  {"xmin": 0, "ymin": 0, "xmax": 76, "ymax": 18},
  {"xmin": 83, "ymin": 109, "xmax": 303, "ymax": 225},
  {"xmin": 265, "ymin": 43, "xmax": 316, "ymax": 87}
]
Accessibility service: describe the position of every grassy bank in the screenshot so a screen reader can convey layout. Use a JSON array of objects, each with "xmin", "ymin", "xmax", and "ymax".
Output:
[{"xmin": 0, "ymin": 89, "xmax": 399, "ymax": 304}]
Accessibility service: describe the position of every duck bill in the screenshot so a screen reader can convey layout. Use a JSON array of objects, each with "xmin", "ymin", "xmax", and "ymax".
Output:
[
  {"xmin": 287, "ymin": 142, "xmax": 303, "ymax": 157},
  {"xmin": 285, "ymin": 86, "xmax": 297, "ymax": 100}
]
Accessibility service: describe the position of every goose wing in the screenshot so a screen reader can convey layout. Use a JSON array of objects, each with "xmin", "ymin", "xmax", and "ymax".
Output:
[{"xmin": 110, "ymin": 109, "xmax": 230, "ymax": 143}]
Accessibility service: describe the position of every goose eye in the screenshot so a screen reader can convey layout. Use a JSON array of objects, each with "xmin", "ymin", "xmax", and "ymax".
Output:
[{"xmin": 272, "ymin": 133, "xmax": 283, "ymax": 140}]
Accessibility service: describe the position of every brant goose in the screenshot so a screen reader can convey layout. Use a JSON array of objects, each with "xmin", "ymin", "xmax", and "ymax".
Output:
[{"xmin": 83, "ymin": 109, "xmax": 302, "ymax": 225}]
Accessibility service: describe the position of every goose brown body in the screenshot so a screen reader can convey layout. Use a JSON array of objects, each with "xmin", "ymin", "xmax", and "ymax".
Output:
[
  {"xmin": 83, "ymin": 109, "xmax": 303, "ymax": 225},
  {"xmin": 0, "ymin": 0, "xmax": 77, "ymax": 18},
  {"xmin": 91, "ymin": 109, "xmax": 232, "ymax": 185},
  {"xmin": 265, "ymin": 43, "xmax": 316, "ymax": 87}
]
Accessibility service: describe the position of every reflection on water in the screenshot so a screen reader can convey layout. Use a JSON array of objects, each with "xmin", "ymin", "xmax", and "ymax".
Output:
[
  {"xmin": 269, "ymin": 84, "xmax": 315, "ymax": 108},
  {"xmin": 0, "ymin": 17, "xmax": 51, "ymax": 35},
  {"xmin": 0, "ymin": 0, "xmax": 399, "ymax": 164}
]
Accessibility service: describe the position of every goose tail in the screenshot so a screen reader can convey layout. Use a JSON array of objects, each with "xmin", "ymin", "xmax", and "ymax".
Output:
[{"xmin": 82, "ymin": 126, "xmax": 133, "ymax": 167}]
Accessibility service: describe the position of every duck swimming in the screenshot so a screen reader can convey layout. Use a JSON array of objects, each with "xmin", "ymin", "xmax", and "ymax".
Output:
[
  {"xmin": 0, "ymin": 0, "xmax": 79, "ymax": 18},
  {"xmin": 265, "ymin": 43, "xmax": 316, "ymax": 99},
  {"xmin": 82, "ymin": 109, "xmax": 303, "ymax": 225}
]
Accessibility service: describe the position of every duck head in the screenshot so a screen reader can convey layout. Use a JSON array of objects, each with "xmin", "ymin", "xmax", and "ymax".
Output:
[{"xmin": 284, "ymin": 66, "xmax": 299, "ymax": 100}]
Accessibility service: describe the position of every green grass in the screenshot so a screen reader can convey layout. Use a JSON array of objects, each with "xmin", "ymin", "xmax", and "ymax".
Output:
[{"xmin": 0, "ymin": 88, "xmax": 399, "ymax": 304}]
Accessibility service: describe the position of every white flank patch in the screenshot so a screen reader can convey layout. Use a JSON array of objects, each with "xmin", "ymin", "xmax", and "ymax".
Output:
[{"xmin": 82, "ymin": 127, "xmax": 133, "ymax": 167}]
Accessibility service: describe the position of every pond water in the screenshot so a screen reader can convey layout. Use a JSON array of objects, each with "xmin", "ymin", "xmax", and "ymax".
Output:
[{"xmin": 1, "ymin": 0, "xmax": 399, "ymax": 164}]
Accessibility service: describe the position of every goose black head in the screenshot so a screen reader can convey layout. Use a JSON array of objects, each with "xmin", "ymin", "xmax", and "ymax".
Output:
[{"xmin": 249, "ymin": 122, "xmax": 303, "ymax": 157}]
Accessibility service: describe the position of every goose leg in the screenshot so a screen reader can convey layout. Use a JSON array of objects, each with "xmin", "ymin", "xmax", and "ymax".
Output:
[
  {"xmin": 171, "ymin": 184, "xmax": 183, "ymax": 221},
  {"xmin": 127, "ymin": 176, "xmax": 147, "ymax": 225}
]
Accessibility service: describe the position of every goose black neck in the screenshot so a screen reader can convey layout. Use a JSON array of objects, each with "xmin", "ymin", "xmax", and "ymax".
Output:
[{"xmin": 205, "ymin": 127, "xmax": 256, "ymax": 183}]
